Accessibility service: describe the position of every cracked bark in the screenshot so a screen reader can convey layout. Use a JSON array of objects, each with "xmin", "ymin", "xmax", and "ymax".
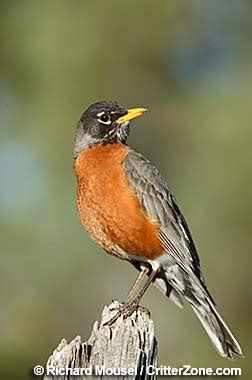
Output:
[{"xmin": 44, "ymin": 301, "xmax": 158, "ymax": 380}]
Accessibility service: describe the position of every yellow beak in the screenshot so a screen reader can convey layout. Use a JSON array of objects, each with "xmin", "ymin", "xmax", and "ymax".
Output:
[{"xmin": 116, "ymin": 107, "xmax": 148, "ymax": 124}]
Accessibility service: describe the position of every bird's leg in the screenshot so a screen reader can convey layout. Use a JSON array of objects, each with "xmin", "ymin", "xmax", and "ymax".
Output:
[
  {"xmin": 128, "ymin": 266, "xmax": 159, "ymax": 309},
  {"xmin": 125, "ymin": 266, "xmax": 149, "ymax": 303},
  {"xmin": 104, "ymin": 266, "xmax": 159, "ymax": 326},
  {"xmin": 104, "ymin": 267, "xmax": 148, "ymax": 326}
]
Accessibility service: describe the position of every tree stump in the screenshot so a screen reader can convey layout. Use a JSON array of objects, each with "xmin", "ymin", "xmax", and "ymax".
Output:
[{"xmin": 43, "ymin": 301, "xmax": 158, "ymax": 380}]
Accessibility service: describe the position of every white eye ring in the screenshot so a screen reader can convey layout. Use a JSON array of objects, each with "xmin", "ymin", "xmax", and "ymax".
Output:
[{"xmin": 97, "ymin": 111, "xmax": 111, "ymax": 125}]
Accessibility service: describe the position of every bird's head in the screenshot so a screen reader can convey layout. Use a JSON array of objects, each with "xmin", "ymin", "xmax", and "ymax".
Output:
[{"xmin": 73, "ymin": 100, "xmax": 147, "ymax": 158}]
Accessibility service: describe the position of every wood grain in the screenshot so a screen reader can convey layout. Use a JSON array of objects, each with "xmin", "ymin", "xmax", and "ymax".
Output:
[{"xmin": 44, "ymin": 301, "xmax": 158, "ymax": 380}]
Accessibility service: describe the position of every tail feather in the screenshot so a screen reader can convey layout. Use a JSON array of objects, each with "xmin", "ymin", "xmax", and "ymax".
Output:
[
  {"xmin": 188, "ymin": 293, "xmax": 243, "ymax": 359},
  {"xmin": 130, "ymin": 260, "xmax": 243, "ymax": 359},
  {"xmin": 160, "ymin": 264, "xmax": 243, "ymax": 359}
]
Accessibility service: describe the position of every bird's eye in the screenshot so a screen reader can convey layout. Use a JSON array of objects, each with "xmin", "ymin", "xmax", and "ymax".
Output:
[
  {"xmin": 97, "ymin": 112, "xmax": 111, "ymax": 125},
  {"xmin": 100, "ymin": 114, "xmax": 109, "ymax": 122}
]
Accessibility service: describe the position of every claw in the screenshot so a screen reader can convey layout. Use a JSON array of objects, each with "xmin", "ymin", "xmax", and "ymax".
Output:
[{"xmin": 103, "ymin": 301, "xmax": 140, "ymax": 326}]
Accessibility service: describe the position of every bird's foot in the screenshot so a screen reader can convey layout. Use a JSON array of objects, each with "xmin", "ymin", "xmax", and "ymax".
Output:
[{"xmin": 104, "ymin": 299, "xmax": 141, "ymax": 326}]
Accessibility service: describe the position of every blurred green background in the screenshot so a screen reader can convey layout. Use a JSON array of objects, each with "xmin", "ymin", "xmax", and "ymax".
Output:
[{"xmin": 0, "ymin": 1, "xmax": 251, "ymax": 379}]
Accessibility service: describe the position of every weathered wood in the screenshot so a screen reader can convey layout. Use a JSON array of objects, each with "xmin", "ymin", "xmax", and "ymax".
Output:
[{"xmin": 44, "ymin": 301, "xmax": 158, "ymax": 380}]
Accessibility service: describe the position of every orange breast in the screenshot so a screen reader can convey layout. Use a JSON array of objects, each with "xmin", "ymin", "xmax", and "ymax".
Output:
[{"xmin": 73, "ymin": 143, "xmax": 163, "ymax": 260}]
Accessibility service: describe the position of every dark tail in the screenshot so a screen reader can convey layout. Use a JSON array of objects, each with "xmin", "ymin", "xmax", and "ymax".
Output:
[
  {"xmin": 160, "ymin": 265, "xmax": 243, "ymax": 359},
  {"xmin": 131, "ymin": 261, "xmax": 243, "ymax": 359},
  {"xmin": 187, "ymin": 290, "xmax": 243, "ymax": 359}
]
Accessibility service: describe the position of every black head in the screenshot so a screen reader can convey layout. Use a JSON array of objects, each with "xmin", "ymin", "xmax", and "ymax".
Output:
[{"xmin": 73, "ymin": 100, "xmax": 147, "ymax": 158}]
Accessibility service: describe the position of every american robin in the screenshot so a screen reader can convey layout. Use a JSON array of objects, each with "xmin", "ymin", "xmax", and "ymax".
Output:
[{"xmin": 73, "ymin": 100, "xmax": 242, "ymax": 359}]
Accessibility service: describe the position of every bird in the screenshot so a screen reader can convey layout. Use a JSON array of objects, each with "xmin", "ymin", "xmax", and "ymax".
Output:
[{"xmin": 73, "ymin": 100, "xmax": 243, "ymax": 360}]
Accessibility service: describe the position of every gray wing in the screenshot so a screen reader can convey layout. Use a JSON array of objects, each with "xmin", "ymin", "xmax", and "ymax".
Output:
[
  {"xmin": 123, "ymin": 147, "xmax": 203, "ymax": 283},
  {"xmin": 123, "ymin": 148, "xmax": 244, "ymax": 359}
]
